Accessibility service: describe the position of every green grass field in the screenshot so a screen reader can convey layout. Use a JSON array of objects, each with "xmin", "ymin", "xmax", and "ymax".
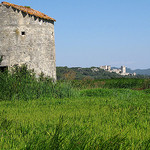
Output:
[
  {"xmin": 0, "ymin": 88, "xmax": 150, "ymax": 149},
  {"xmin": 0, "ymin": 66, "xmax": 150, "ymax": 149}
]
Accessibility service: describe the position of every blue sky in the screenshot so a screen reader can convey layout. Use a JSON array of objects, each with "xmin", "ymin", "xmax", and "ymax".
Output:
[{"xmin": 3, "ymin": 0, "xmax": 150, "ymax": 69}]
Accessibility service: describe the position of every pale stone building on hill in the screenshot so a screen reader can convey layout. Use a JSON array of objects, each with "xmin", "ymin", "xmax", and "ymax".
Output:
[
  {"xmin": 100, "ymin": 65, "xmax": 136, "ymax": 76},
  {"xmin": 0, "ymin": 2, "xmax": 56, "ymax": 80}
]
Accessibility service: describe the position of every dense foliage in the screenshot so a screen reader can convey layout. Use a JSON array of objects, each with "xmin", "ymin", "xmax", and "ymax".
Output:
[{"xmin": 0, "ymin": 65, "xmax": 79, "ymax": 101}]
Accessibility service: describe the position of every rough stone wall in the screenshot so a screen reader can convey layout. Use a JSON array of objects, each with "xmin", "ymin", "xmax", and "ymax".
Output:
[{"xmin": 0, "ymin": 4, "xmax": 56, "ymax": 80}]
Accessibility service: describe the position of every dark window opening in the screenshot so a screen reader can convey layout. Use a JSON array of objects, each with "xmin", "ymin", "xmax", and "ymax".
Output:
[
  {"xmin": 0, "ymin": 66, "xmax": 8, "ymax": 72},
  {"xmin": 21, "ymin": 31, "xmax": 25, "ymax": 35}
]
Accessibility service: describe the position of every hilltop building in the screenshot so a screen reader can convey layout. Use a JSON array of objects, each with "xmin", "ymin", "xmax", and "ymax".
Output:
[
  {"xmin": 100, "ymin": 65, "xmax": 136, "ymax": 76},
  {"xmin": 100, "ymin": 65, "xmax": 111, "ymax": 71},
  {"xmin": 0, "ymin": 2, "xmax": 56, "ymax": 80}
]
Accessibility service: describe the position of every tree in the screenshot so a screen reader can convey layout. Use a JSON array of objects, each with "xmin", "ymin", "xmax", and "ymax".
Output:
[{"xmin": 64, "ymin": 70, "xmax": 76, "ymax": 80}]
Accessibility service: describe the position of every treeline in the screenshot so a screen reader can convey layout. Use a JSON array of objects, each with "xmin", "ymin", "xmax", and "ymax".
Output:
[{"xmin": 56, "ymin": 66, "xmax": 149, "ymax": 80}]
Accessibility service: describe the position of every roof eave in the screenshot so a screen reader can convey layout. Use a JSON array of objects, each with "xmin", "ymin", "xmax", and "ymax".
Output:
[{"xmin": 1, "ymin": 1, "xmax": 56, "ymax": 22}]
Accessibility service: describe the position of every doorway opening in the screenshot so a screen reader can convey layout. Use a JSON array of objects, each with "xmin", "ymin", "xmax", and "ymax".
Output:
[{"xmin": 0, "ymin": 66, "xmax": 8, "ymax": 72}]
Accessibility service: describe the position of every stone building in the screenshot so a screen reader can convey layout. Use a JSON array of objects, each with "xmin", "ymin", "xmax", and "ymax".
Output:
[
  {"xmin": 0, "ymin": 2, "xmax": 56, "ymax": 80},
  {"xmin": 121, "ymin": 66, "xmax": 126, "ymax": 74},
  {"xmin": 100, "ymin": 65, "xmax": 111, "ymax": 71},
  {"xmin": 100, "ymin": 65, "xmax": 136, "ymax": 76}
]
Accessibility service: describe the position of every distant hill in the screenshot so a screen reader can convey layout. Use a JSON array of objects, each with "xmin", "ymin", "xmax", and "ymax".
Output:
[
  {"xmin": 126, "ymin": 68, "xmax": 150, "ymax": 75},
  {"xmin": 57, "ymin": 67, "xmax": 123, "ymax": 80},
  {"xmin": 56, "ymin": 66, "xmax": 150, "ymax": 80},
  {"xmin": 112, "ymin": 67, "xmax": 150, "ymax": 75},
  {"xmin": 112, "ymin": 67, "xmax": 150, "ymax": 76}
]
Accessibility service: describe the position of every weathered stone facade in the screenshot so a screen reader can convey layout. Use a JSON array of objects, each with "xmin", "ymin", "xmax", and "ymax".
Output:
[{"xmin": 0, "ymin": 2, "xmax": 56, "ymax": 80}]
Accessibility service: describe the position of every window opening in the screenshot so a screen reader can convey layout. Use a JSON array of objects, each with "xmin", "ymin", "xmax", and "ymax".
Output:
[{"xmin": 21, "ymin": 31, "xmax": 25, "ymax": 35}]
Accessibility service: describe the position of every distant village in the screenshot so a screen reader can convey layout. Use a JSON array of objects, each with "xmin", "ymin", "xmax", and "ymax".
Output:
[
  {"xmin": 92, "ymin": 65, "xmax": 136, "ymax": 76},
  {"xmin": 100, "ymin": 65, "xmax": 136, "ymax": 76}
]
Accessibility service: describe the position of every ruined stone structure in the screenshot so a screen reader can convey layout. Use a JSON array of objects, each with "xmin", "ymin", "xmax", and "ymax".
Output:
[
  {"xmin": 0, "ymin": 2, "xmax": 56, "ymax": 80},
  {"xmin": 121, "ymin": 66, "xmax": 126, "ymax": 74},
  {"xmin": 100, "ymin": 65, "xmax": 111, "ymax": 71},
  {"xmin": 100, "ymin": 65, "xmax": 136, "ymax": 76}
]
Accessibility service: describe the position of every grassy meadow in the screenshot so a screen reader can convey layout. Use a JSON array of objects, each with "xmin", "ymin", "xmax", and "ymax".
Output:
[{"xmin": 0, "ymin": 66, "xmax": 150, "ymax": 149}]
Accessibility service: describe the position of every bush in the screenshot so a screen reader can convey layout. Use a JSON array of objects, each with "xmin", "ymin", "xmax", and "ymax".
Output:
[{"xmin": 0, "ymin": 65, "xmax": 79, "ymax": 101}]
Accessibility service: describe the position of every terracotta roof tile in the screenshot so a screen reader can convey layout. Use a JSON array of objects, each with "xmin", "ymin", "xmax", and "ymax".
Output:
[{"xmin": 1, "ymin": 1, "xmax": 56, "ymax": 22}]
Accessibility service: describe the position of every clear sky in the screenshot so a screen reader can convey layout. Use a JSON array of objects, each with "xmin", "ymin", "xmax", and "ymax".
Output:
[{"xmin": 2, "ymin": 0, "xmax": 150, "ymax": 69}]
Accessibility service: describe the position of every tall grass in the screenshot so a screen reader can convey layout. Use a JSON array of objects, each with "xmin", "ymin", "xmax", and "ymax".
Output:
[
  {"xmin": 0, "ymin": 89, "xmax": 150, "ymax": 149},
  {"xmin": 0, "ymin": 65, "xmax": 79, "ymax": 101},
  {"xmin": 70, "ymin": 78, "xmax": 149, "ymax": 89}
]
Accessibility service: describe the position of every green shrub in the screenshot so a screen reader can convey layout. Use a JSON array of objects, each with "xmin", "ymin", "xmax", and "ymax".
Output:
[{"xmin": 0, "ymin": 65, "xmax": 79, "ymax": 101}]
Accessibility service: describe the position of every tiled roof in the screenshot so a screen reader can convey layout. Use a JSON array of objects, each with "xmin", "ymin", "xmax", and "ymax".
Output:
[{"xmin": 1, "ymin": 1, "xmax": 56, "ymax": 22}]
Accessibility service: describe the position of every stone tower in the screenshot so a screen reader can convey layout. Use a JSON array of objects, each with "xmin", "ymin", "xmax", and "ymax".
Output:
[
  {"xmin": 121, "ymin": 66, "xmax": 126, "ymax": 74},
  {"xmin": 0, "ymin": 2, "xmax": 56, "ymax": 80}
]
